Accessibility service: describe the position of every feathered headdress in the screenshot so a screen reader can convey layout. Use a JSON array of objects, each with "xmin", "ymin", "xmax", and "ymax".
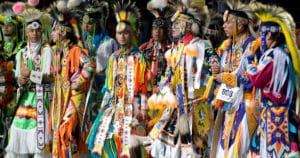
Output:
[
  {"xmin": 80, "ymin": 0, "xmax": 109, "ymax": 32},
  {"xmin": 171, "ymin": 0, "xmax": 210, "ymax": 36},
  {"xmin": 226, "ymin": 0, "xmax": 256, "ymax": 23},
  {"xmin": 225, "ymin": 0, "xmax": 258, "ymax": 36},
  {"xmin": 114, "ymin": 0, "xmax": 141, "ymax": 47},
  {"xmin": 0, "ymin": 2, "xmax": 20, "ymax": 25},
  {"xmin": 251, "ymin": 2, "xmax": 300, "ymax": 74},
  {"xmin": 114, "ymin": 0, "xmax": 141, "ymax": 33},
  {"xmin": 49, "ymin": 1, "xmax": 82, "ymax": 45},
  {"xmin": 20, "ymin": 7, "xmax": 52, "ymax": 30},
  {"xmin": 18, "ymin": 6, "xmax": 53, "ymax": 43},
  {"xmin": 147, "ymin": 0, "xmax": 176, "ymax": 28}
]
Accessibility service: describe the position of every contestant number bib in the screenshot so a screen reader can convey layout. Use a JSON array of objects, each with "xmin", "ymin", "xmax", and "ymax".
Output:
[{"xmin": 216, "ymin": 83, "xmax": 240, "ymax": 103}]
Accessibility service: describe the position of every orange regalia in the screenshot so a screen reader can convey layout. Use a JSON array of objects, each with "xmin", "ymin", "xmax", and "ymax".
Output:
[{"xmin": 49, "ymin": 41, "xmax": 94, "ymax": 158}]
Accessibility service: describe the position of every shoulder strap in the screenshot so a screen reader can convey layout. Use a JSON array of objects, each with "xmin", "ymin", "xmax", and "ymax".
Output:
[{"xmin": 242, "ymin": 36, "xmax": 255, "ymax": 53}]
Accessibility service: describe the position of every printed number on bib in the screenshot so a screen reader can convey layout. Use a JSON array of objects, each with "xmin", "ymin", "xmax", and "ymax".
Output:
[{"xmin": 216, "ymin": 83, "xmax": 240, "ymax": 103}]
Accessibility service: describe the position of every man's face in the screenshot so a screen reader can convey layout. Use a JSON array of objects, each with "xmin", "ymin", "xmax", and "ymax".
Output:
[
  {"xmin": 172, "ymin": 20, "xmax": 185, "ymax": 39},
  {"xmin": 3, "ymin": 23, "xmax": 15, "ymax": 36},
  {"xmin": 116, "ymin": 30, "xmax": 132, "ymax": 46},
  {"xmin": 84, "ymin": 23, "xmax": 94, "ymax": 34},
  {"xmin": 27, "ymin": 28, "xmax": 42, "ymax": 43},
  {"xmin": 51, "ymin": 23, "xmax": 65, "ymax": 43},
  {"xmin": 152, "ymin": 27, "xmax": 165, "ymax": 42},
  {"xmin": 222, "ymin": 10, "xmax": 235, "ymax": 37}
]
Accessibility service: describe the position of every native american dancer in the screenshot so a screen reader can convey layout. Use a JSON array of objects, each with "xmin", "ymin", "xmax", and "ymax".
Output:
[
  {"xmin": 0, "ymin": 2, "xmax": 25, "ymax": 155},
  {"xmin": 139, "ymin": 0, "xmax": 174, "ymax": 91},
  {"xmin": 246, "ymin": 2, "xmax": 300, "ymax": 158},
  {"xmin": 48, "ymin": 3, "xmax": 94, "ymax": 157},
  {"xmin": 5, "ymin": 8, "xmax": 53, "ymax": 158},
  {"xmin": 147, "ymin": 0, "xmax": 218, "ymax": 157},
  {"xmin": 81, "ymin": 0, "xmax": 118, "ymax": 122},
  {"xmin": 138, "ymin": 0, "xmax": 174, "ymax": 136},
  {"xmin": 86, "ymin": 1, "xmax": 151, "ymax": 157},
  {"xmin": 210, "ymin": 0, "xmax": 259, "ymax": 157}
]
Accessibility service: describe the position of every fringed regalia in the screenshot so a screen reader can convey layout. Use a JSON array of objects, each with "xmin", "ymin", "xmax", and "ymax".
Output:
[
  {"xmin": 6, "ymin": 43, "xmax": 53, "ymax": 155},
  {"xmin": 49, "ymin": 42, "xmax": 94, "ymax": 158},
  {"xmin": 247, "ymin": 3, "xmax": 300, "ymax": 157},
  {"xmin": 87, "ymin": 47, "xmax": 149, "ymax": 158}
]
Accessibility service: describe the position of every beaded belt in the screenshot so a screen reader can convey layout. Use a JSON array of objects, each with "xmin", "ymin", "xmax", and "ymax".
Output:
[{"xmin": 23, "ymin": 84, "xmax": 52, "ymax": 92}]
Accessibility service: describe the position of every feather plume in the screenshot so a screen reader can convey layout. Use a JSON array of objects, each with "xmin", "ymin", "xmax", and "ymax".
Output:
[
  {"xmin": 147, "ymin": 0, "xmax": 176, "ymax": 19},
  {"xmin": 226, "ymin": 0, "xmax": 256, "ymax": 22},
  {"xmin": 251, "ymin": 1, "xmax": 300, "ymax": 74},
  {"xmin": 20, "ymin": 8, "xmax": 43, "ymax": 23},
  {"xmin": 0, "ymin": 2, "xmax": 15, "ymax": 17}
]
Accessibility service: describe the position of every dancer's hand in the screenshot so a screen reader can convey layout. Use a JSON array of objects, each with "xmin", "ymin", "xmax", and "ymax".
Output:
[
  {"xmin": 211, "ymin": 63, "xmax": 220, "ymax": 75},
  {"xmin": 18, "ymin": 76, "xmax": 29, "ymax": 85},
  {"xmin": 21, "ymin": 68, "xmax": 31, "ymax": 78},
  {"xmin": 213, "ymin": 73, "xmax": 222, "ymax": 83}
]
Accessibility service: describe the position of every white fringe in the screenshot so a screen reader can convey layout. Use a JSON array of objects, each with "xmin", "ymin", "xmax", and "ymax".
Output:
[
  {"xmin": 15, "ymin": 50, "xmax": 22, "ymax": 78},
  {"xmin": 6, "ymin": 111, "xmax": 51, "ymax": 154},
  {"xmin": 41, "ymin": 46, "xmax": 53, "ymax": 75},
  {"xmin": 266, "ymin": 48, "xmax": 288, "ymax": 98}
]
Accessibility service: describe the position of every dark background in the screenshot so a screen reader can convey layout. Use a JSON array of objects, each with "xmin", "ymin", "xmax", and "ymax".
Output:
[{"xmin": 4, "ymin": 0, "xmax": 300, "ymax": 43}]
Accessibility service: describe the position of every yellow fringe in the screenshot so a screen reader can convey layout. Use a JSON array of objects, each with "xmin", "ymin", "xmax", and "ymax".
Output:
[{"xmin": 201, "ymin": 76, "xmax": 214, "ymax": 100}]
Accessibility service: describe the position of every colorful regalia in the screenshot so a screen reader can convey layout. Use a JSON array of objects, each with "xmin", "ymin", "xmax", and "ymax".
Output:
[
  {"xmin": 210, "ymin": 0, "xmax": 259, "ymax": 157},
  {"xmin": 5, "ymin": 8, "xmax": 53, "ymax": 158},
  {"xmin": 139, "ymin": 0, "xmax": 175, "ymax": 93},
  {"xmin": 47, "ymin": 5, "xmax": 94, "ymax": 157},
  {"xmin": 86, "ymin": 1, "xmax": 150, "ymax": 157},
  {"xmin": 81, "ymin": 0, "xmax": 118, "ymax": 122},
  {"xmin": 0, "ymin": 2, "xmax": 25, "ymax": 155},
  {"xmin": 140, "ymin": 39, "xmax": 168, "ymax": 92},
  {"xmin": 148, "ymin": 0, "xmax": 217, "ymax": 157},
  {"xmin": 247, "ymin": 2, "xmax": 300, "ymax": 158},
  {"xmin": 50, "ymin": 43, "xmax": 93, "ymax": 158}
]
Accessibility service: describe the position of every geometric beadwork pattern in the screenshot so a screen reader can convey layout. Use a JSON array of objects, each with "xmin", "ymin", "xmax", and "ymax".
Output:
[{"xmin": 266, "ymin": 106, "xmax": 290, "ymax": 157}]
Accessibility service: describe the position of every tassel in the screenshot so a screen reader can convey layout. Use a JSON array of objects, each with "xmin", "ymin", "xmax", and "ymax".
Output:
[
  {"xmin": 178, "ymin": 115, "xmax": 190, "ymax": 138},
  {"xmin": 201, "ymin": 76, "xmax": 214, "ymax": 100},
  {"xmin": 129, "ymin": 135, "xmax": 148, "ymax": 157}
]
